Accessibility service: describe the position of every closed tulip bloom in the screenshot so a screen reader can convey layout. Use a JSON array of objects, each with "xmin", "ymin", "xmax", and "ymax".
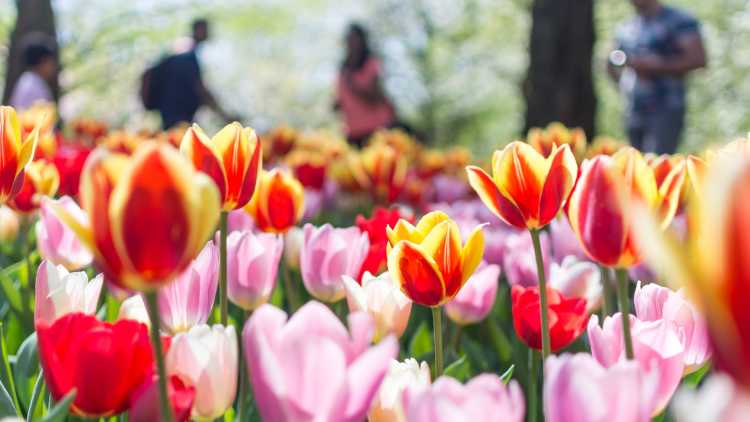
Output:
[
  {"xmin": 511, "ymin": 285, "xmax": 589, "ymax": 352},
  {"xmin": 544, "ymin": 353, "xmax": 660, "ymax": 422},
  {"xmin": 403, "ymin": 374, "xmax": 525, "ymax": 422},
  {"xmin": 118, "ymin": 294, "xmax": 150, "ymax": 326},
  {"xmin": 527, "ymin": 122, "xmax": 587, "ymax": 161},
  {"xmin": 34, "ymin": 260, "xmax": 103, "ymax": 327},
  {"xmin": 0, "ymin": 106, "xmax": 39, "ymax": 204},
  {"xmin": 369, "ymin": 359, "xmax": 431, "ymax": 422},
  {"xmin": 343, "ymin": 272, "xmax": 412, "ymax": 342},
  {"xmin": 38, "ymin": 313, "xmax": 155, "ymax": 417},
  {"xmin": 245, "ymin": 168, "xmax": 305, "ymax": 234},
  {"xmin": 300, "ymin": 223, "xmax": 369, "ymax": 302},
  {"xmin": 166, "ymin": 324, "xmax": 238, "ymax": 420},
  {"xmin": 129, "ymin": 375, "xmax": 196, "ymax": 422},
  {"xmin": 386, "ymin": 211, "xmax": 484, "ymax": 307},
  {"xmin": 549, "ymin": 256, "xmax": 602, "ymax": 312},
  {"xmin": 52, "ymin": 143, "xmax": 92, "ymax": 197},
  {"xmin": 672, "ymin": 374, "xmax": 750, "ymax": 422},
  {"xmin": 446, "ymin": 263, "xmax": 500, "ymax": 325},
  {"xmin": 8, "ymin": 159, "xmax": 59, "ymax": 212},
  {"xmin": 36, "ymin": 196, "xmax": 93, "ymax": 270},
  {"xmin": 283, "ymin": 226, "xmax": 304, "ymax": 269},
  {"xmin": 50, "ymin": 144, "xmax": 220, "ymax": 290},
  {"xmin": 227, "ymin": 230, "xmax": 283, "ymax": 311},
  {"xmin": 634, "ymin": 282, "xmax": 711, "ymax": 372},
  {"xmin": 588, "ymin": 314, "xmax": 685, "ymax": 413},
  {"xmin": 243, "ymin": 301, "xmax": 399, "ymax": 422},
  {"xmin": 466, "ymin": 141, "xmax": 577, "ymax": 229},
  {"xmin": 158, "ymin": 241, "xmax": 219, "ymax": 334},
  {"xmin": 0, "ymin": 205, "xmax": 20, "ymax": 242},
  {"xmin": 180, "ymin": 122, "xmax": 262, "ymax": 210}
]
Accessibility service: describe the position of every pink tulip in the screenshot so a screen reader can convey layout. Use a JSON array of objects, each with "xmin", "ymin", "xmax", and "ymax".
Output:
[
  {"xmin": 445, "ymin": 263, "xmax": 500, "ymax": 325},
  {"xmin": 157, "ymin": 241, "xmax": 219, "ymax": 334},
  {"xmin": 243, "ymin": 301, "xmax": 398, "ymax": 422},
  {"xmin": 369, "ymin": 358, "xmax": 431, "ymax": 422},
  {"xmin": 300, "ymin": 224, "xmax": 369, "ymax": 302},
  {"xmin": 548, "ymin": 217, "xmax": 587, "ymax": 262},
  {"xmin": 502, "ymin": 230, "xmax": 551, "ymax": 288},
  {"xmin": 343, "ymin": 272, "xmax": 412, "ymax": 342},
  {"xmin": 403, "ymin": 374, "xmax": 525, "ymax": 422},
  {"xmin": 588, "ymin": 314, "xmax": 685, "ymax": 413},
  {"xmin": 283, "ymin": 227, "xmax": 304, "ymax": 269},
  {"xmin": 629, "ymin": 263, "xmax": 658, "ymax": 284},
  {"xmin": 227, "ymin": 230, "xmax": 283, "ymax": 311},
  {"xmin": 483, "ymin": 225, "xmax": 510, "ymax": 266},
  {"xmin": 303, "ymin": 188, "xmax": 323, "ymax": 221},
  {"xmin": 227, "ymin": 209, "xmax": 255, "ymax": 232},
  {"xmin": 634, "ymin": 282, "xmax": 711, "ymax": 372},
  {"xmin": 544, "ymin": 353, "xmax": 660, "ymax": 422},
  {"xmin": 36, "ymin": 196, "xmax": 93, "ymax": 270},
  {"xmin": 166, "ymin": 324, "xmax": 238, "ymax": 420},
  {"xmin": 431, "ymin": 175, "xmax": 470, "ymax": 203},
  {"xmin": 34, "ymin": 260, "xmax": 102, "ymax": 327},
  {"xmin": 549, "ymin": 256, "xmax": 602, "ymax": 312},
  {"xmin": 673, "ymin": 374, "xmax": 750, "ymax": 422}
]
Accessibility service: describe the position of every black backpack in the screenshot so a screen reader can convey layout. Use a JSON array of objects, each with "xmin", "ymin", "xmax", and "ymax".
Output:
[{"xmin": 140, "ymin": 57, "xmax": 167, "ymax": 111}]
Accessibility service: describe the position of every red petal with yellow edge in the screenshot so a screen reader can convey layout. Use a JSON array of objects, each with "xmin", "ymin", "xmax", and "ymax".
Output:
[
  {"xmin": 0, "ymin": 107, "xmax": 21, "ymax": 201},
  {"xmin": 612, "ymin": 147, "xmax": 658, "ymax": 209},
  {"xmin": 180, "ymin": 126, "xmax": 227, "ymax": 204},
  {"xmin": 265, "ymin": 171, "xmax": 303, "ymax": 232},
  {"xmin": 460, "ymin": 224, "xmax": 485, "ymax": 286},
  {"xmin": 420, "ymin": 220, "xmax": 463, "ymax": 297},
  {"xmin": 234, "ymin": 130, "xmax": 262, "ymax": 209},
  {"xmin": 213, "ymin": 123, "xmax": 250, "ymax": 209},
  {"xmin": 466, "ymin": 166, "xmax": 525, "ymax": 228},
  {"xmin": 388, "ymin": 241, "xmax": 446, "ymax": 307},
  {"xmin": 493, "ymin": 142, "xmax": 547, "ymax": 224},
  {"xmin": 657, "ymin": 161, "xmax": 686, "ymax": 229},
  {"xmin": 538, "ymin": 145, "xmax": 577, "ymax": 227}
]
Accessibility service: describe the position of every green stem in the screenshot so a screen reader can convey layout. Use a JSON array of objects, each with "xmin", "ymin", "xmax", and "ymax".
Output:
[
  {"xmin": 450, "ymin": 323, "xmax": 462, "ymax": 355},
  {"xmin": 0, "ymin": 323, "xmax": 23, "ymax": 418},
  {"xmin": 615, "ymin": 269, "xmax": 634, "ymax": 360},
  {"xmin": 431, "ymin": 307, "xmax": 444, "ymax": 377},
  {"xmin": 219, "ymin": 211, "xmax": 229, "ymax": 325},
  {"xmin": 237, "ymin": 310, "xmax": 251, "ymax": 421},
  {"xmin": 281, "ymin": 262, "xmax": 300, "ymax": 312},
  {"xmin": 529, "ymin": 229, "xmax": 551, "ymax": 359},
  {"xmin": 599, "ymin": 265, "xmax": 612, "ymax": 317},
  {"xmin": 144, "ymin": 291, "xmax": 174, "ymax": 422},
  {"xmin": 527, "ymin": 349, "xmax": 539, "ymax": 422}
]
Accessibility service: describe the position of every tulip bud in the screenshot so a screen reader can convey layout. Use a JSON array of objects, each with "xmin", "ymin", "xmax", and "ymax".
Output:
[
  {"xmin": 0, "ymin": 206, "xmax": 19, "ymax": 242},
  {"xmin": 245, "ymin": 168, "xmax": 305, "ymax": 234},
  {"xmin": 446, "ymin": 263, "xmax": 500, "ymax": 325},
  {"xmin": 227, "ymin": 230, "xmax": 283, "ymax": 311},
  {"xmin": 368, "ymin": 359, "xmax": 431, "ymax": 422},
  {"xmin": 34, "ymin": 260, "xmax": 103, "ymax": 327},
  {"xmin": 343, "ymin": 272, "xmax": 412, "ymax": 342},
  {"xmin": 36, "ymin": 196, "xmax": 93, "ymax": 270}
]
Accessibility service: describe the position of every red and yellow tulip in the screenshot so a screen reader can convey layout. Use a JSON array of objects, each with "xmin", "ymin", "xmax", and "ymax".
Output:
[
  {"xmin": 466, "ymin": 141, "xmax": 578, "ymax": 229},
  {"xmin": 8, "ymin": 159, "xmax": 59, "ymax": 213},
  {"xmin": 527, "ymin": 122, "xmax": 586, "ymax": 162},
  {"xmin": 386, "ymin": 211, "xmax": 484, "ymax": 307},
  {"xmin": 180, "ymin": 122, "xmax": 262, "ymax": 211},
  {"xmin": 245, "ymin": 168, "xmax": 304, "ymax": 234},
  {"xmin": 0, "ymin": 106, "xmax": 40, "ymax": 204},
  {"xmin": 52, "ymin": 143, "xmax": 220, "ymax": 290}
]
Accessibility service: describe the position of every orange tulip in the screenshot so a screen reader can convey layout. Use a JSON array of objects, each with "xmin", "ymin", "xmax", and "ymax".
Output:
[
  {"xmin": 466, "ymin": 141, "xmax": 578, "ymax": 230},
  {"xmin": 8, "ymin": 160, "xmax": 59, "ymax": 213},
  {"xmin": 245, "ymin": 168, "xmax": 304, "ymax": 234},
  {"xmin": 0, "ymin": 106, "xmax": 40, "ymax": 204},
  {"xmin": 585, "ymin": 136, "xmax": 626, "ymax": 158},
  {"xmin": 180, "ymin": 122, "xmax": 262, "ymax": 211},
  {"xmin": 527, "ymin": 122, "xmax": 586, "ymax": 162},
  {"xmin": 386, "ymin": 211, "xmax": 484, "ymax": 307},
  {"xmin": 51, "ymin": 144, "xmax": 220, "ymax": 290},
  {"xmin": 360, "ymin": 143, "xmax": 409, "ymax": 203}
]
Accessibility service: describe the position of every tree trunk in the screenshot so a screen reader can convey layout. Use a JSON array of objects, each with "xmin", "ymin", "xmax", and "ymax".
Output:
[
  {"xmin": 523, "ymin": 0, "xmax": 596, "ymax": 139},
  {"xmin": 2, "ymin": 0, "xmax": 59, "ymax": 104}
]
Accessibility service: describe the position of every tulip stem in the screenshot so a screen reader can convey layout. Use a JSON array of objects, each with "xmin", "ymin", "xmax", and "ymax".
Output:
[
  {"xmin": 528, "ymin": 349, "xmax": 540, "ymax": 422},
  {"xmin": 237, "ymin": 310, "xmax": 251, "ymax": 422},
  {"xmin": 431, "ymin": 306, "xmax": 444, "ymax": 377},
  {"xmin": 219, "ymin": 211, "xmax": 229, "ymax": 325},
  {"xmin": 615, "ymin": 269, "xmax": 634, "ymax": 360},
  {"xmin": 281, "ymin": 263, "xmax": 301, "ymax": 312},
  {"xmin": 144, "ymin": 291, "xmax": 174, "ymax": 422},
  {"xmin": 599, "ymin": 265, "xmax": 613, "ymax": 317},
  {"xmin": 529, "ymin": 229, "xmax": 551, "ymax": 359}
]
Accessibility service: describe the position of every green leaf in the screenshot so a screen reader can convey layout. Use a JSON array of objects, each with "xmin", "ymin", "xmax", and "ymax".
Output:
[
  {"xmin": 40, "ymin": 389, "xmax": 76, "ymax": 422},
  {"xmin": 683, "ymin": 363, "xmax": 711, "ymax": 388},
  {"xmin": 408, "ymin": 322, "xmax": 433, "ymax": 359},
  {"xmin": 461, "ymin": 336, "xmax": 490, "ymax": 372},
  {"xmin": 0, "ymin": 273, "xmax": 22, "ymax": 315},
  {"xmin": 500, "ymin": 364, "xmax": 515, "ymax": 384},
  {"xmin": 26, "ymin": 370, "xmax": 45, "ymax": 420},
  {"xmin": 12, "ymin": 333, "xmax": 38, "ymax": 411},
  {"xmin": 443, "ymin": 355, "xmax": 471, "ymax": 382},
  {"xmin": 0, "ymin": 380, "xmax": 17, "ymax": 417},
  {"xmin": 0, "ymin": 323, "xmax": 21, "ymax": 414}
]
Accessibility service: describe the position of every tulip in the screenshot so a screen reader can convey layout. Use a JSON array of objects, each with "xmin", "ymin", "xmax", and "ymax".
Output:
[
  {"xmin": 227, "ymin": 208, "xmax": 255, "ymax": 232},
  {"xmin": 165, "ymin": 324, "xmax": 238, "ymax": 420},
  {"xmin": 227, "ymin": 230, "xmax": 283, "ymax": 311},
  {"xmin": 0, "ymin": 106, "xmax": 39, "ymax": 204},
  {"xmin": 34, "ymin": 260, "xmax": 103, "ymax": 327},
  {"xmin": 119, "ymin": 294, "xmax": 150, "ymax": 326},
  {"xmin": 445, "ymin": 263, "xmax": 500, "ymax": 325},
  {"xmin": 245, "ymin": 168, "xmax": 305, "ymax": 234},
  {"xmin": 588, "ymin": 314, "xmax": 685, "ymax": 413},
  {"xmin": 672, "ymin": 374, "xmax": 750, "ymax": 422},
  {"xmin": 431, "ymin": 174, "xmax": 470, "ymax": 203},
  {"xmin": 359, "ymin": 143, "xmax": 409, "ymax": 203},
  {"xmin": 527, "ymin": 122, "xmax": 587, "ymax": 162},
  {"xmin": 243, "ymin": 301, "xmax": 398, "ymax": 422},
  {"xmin": 548, "ymin": 256, "xmax": 602, "ymax": 312},
  {"xmin": 36, "ymin": 196, "xmax": 93, "ymax": 270},
  {"xmin": 633, "ymin": 282, "xmax": 711, "ymax": 372},
  {"xmin": 180, "ymin": 122, "xmax": 262, "ymax": 211},
  {"xmin": 342, "ymin": 272, "xmax": 412, "ymax": 342},
  {"xmin": 53, "ymin": 143, "xmax": 92, "ymax": 197},
  {"xmin": 356, "ymin": 207, "xmax": 411, "ymax": 279},
  {"xmin": 0, "ymin": 205, "xmax": 19, "ymax": 242},
  {"xmin": 130, "ymin": 375, "xmax": 196, "ymax": 422},
  {"xmin": 403, "ymin": 374, "xmax": 525, "ymax": 422},
  {"xmin": 37, "ymin": 313, "xmax": 155, "ymax": 417},
  {"xmin": 544, "ymin": 353, "xmax": 660, "ymax": 422},
  {"xmin": 511, "ymin": 285, "xmax": 589, "ymax": 352},
  {"xmin": 548, "ymin": 217, "xmax": 587, "ymax": 262},
  {"xmin": 157, "ymin": 241, "xmax": 219, "ymax": 334},
  {"xmin": 502, "ymin": 230, "xmax": 551, "ymax": 288},
  {"xmin": 7, "ymin": 159, "xmax": 59, "ymax": 212},
  {"xmin": 368, "ymin": 359, "xmax": 431, "ymax": 422},
  {"xmin": 585, "ymin": 136, "xmax": 626, "ymax": 158},
  {"xmin": 283, "ymin": 226, "xmax": 304, "ymax": 269},
  {"xmin": 300, "ymin": 223, "xmax": 369, "ymax": 302}
]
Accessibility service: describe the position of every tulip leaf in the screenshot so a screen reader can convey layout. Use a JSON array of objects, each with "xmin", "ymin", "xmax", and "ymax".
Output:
[
  {"xmin": 0, "ymin": 273, "xmax": 22, "ymax": 315},
  {"xmin": 0, "ymin": 323, "xmax": 20, "ymax": 415},
  {"xmin": 12, "ymin": 333, "xmax": 37, "ymax": 412},
  {"xmin": 500, "ymin": 364, "xmax": 515, "ymax": 384},
  {"xmin": 40, "ymin": 389, "xmax": 76, "ymax": 422},
  {"xmin": 461, "ymin": 336, "xmax": 490, "ymax": 372},
  {"xmin": 682, "ymin": 363, "xmax": 711, "ymax": 388},
  {"xmin": 0, "ymin": 379, "xmax": 17, "ymax": 417},
  {"xmin": 408, "ymin": 322, "xmax": 433, "ymax": 360},
  {"xmin": 443, "ymin": 355, "xmax": 471, "ymax": 382},
  {"xmin": 26, "ymin": 370, "xmax": 45, "ymax": 420}
]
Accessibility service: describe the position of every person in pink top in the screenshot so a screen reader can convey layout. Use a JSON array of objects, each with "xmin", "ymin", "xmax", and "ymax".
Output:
[{"xmin": 335, "ymin": 23, "xmax": 396, "ymax": 147}]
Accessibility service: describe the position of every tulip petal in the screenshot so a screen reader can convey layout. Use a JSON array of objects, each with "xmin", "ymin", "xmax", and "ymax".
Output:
[
  {"xmin": 460, "ymin": 225, "xmax": 485, "ymax": 286},
  {"xmin": 493, "ymin": 142, "xmax": 547, "ymax": 224},
  {"xmin": 234, "ymin": 128, "xmax": 262, "ymax": 209},
  {"xmin": 180, "ymin": 125, "xmax": 227, "ymax": 204},
  {"xmin": 466, "ymin": 165, "xmax": 525, "ymax": 228},
  {"xmin": 657, "ymin": 161, "xmax": 686, "ymax": 229},
  {"xmin": 420, "ymin": 220, "xmax": 463, "ymax": 297},
  {"xmin": 414, "ymin": 211, "xmax": 451, "ymax": 238},
  {"xmin": 539, "ymin": 145, "xmax": 577, "ymax": 227},
  {"xmin": 388, "ymin": 241, "xmax": 446, "ymax": 307}
]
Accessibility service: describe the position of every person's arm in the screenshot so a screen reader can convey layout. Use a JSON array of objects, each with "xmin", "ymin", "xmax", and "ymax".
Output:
[
  {"xmin": 196, "ymin": 80, "xmax": 233, "ymax": 121},
  {"xmin": 629, "ymin": 22, "xmax": 707, "ymax": 78}
]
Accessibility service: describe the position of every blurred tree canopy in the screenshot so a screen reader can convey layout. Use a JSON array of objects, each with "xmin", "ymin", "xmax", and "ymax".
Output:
[{"xmin": 0, "ymin": 0, "xmax": 748, "ymax": 154}]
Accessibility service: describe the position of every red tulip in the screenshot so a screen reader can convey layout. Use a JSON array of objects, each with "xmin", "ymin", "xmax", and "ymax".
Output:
[
  {"xmin": 53, "ymin": 143, "xmax": 92, "ymax": 197},
  {"xmin": 37, "ymin": 313, "xmax": 157, "ymax": 417},
  {"xmin": 511, "ymin": 285, "xmax": 589, "ymax": 352},
  {"xmin": 130, "ymin": 375, "xmax": 196, "ymax": 422},
  {"xmin": 356, "ymin": 207, "xmax": 411, "ymax": 279},
  {"xmin": 0, "ymin": 106, "xmax": 40, "ymax": 204},
  {"xmin": 7, "ymin": 159, "xmax": 59, "ymax": 213}
]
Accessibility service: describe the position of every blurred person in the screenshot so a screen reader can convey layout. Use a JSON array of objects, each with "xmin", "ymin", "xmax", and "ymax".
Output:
[
  {"xmin": 9, "ymin": 36, "xmax": 57, "ymax": 110},
  {"xmin": 608, "ymin": 0, "xmax": 706, "ymax": 154},
  {"xmin": 334, "ymin": 23, "xmax": 396, "ymax": 147},
  {"xmin": 145, "ymin": 18, "xmax": 234, "ymax": 129}
]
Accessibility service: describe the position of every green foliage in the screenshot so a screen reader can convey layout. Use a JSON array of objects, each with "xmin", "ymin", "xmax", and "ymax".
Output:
[
  {"xmin": 13, "ymin": 333, "xmax": 38, "ymax": 412},
  {"xmin": 408, "ymin": 321, "xmax": 434, "ymax": 360},
  {"xmin": 444, "ymin": 355, "xmax": 471, "ymax": 382},
  {"xmin": 41, "ymin": 389, "xmax": 76, "ymax": 422}
]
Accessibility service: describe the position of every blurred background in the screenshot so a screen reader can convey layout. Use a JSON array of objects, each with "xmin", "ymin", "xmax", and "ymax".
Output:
[{"xmin": 1, "ymin": 0, "xmax": 748, "ymax": 155}]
